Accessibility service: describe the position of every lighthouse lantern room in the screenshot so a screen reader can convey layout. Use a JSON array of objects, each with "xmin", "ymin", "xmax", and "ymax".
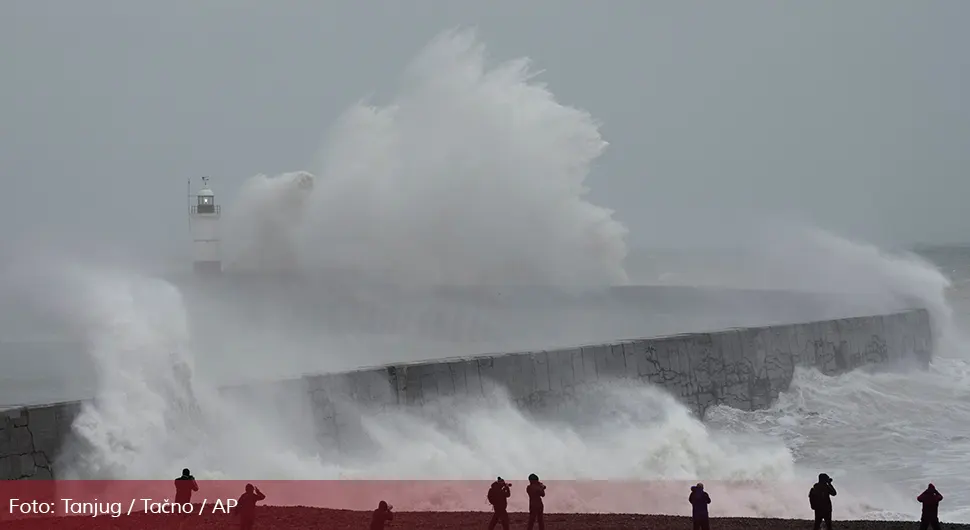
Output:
[{"xmin": 188, "ymin": 176, "xmax": 222, "ymax": 275}]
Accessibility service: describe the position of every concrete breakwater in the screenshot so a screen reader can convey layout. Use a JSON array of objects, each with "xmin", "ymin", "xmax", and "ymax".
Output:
[{"xmin": 0, "ymin": 309, "xmax": 932, "ymax": 480}]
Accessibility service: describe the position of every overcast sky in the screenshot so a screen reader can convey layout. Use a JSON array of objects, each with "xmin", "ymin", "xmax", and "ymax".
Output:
[{"xmin": 2, "ymin": 0, "xmax": 969, "ymax": 264}]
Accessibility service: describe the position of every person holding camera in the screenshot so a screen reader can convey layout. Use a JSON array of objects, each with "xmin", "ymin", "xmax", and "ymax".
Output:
[
  {"xmin": 486, "ymin": 477, "xmax": 512, "ymax": 530},
  {"xmin": 370, "ymin": 500, "xmax": 394, "ymax": 530},
  {"xmin": 809, "ymin": 473, "xmax": 837, "ymax": 530},
  {"xmin": 174, "ymin": 468, "xmax": 199, "ymax": 504},
  {"xmin": 689, "ymin": 482, "xmax": 712, "ymax": 530},
  {"xmin": 526, "ymin": 473, "xmax": 546, "ymax": 530},
  {"xmin": 917, "ymin": 483, "xmax": 944, "ymax": 530}
]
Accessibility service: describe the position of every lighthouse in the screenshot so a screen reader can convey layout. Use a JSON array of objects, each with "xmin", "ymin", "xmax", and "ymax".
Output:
[{"xmin": 188, "ymin": 176, "xmax": 222, "ymax": 274}]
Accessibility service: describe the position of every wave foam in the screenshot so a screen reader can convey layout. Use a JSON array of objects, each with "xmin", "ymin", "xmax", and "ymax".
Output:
[
  {"xmin": 32, "ymin": 267, "xmax": 921, "ymax": 519},
  {"xmin": 41, "ymin": 267, "xmax": 808, "ymax": 516},
  {"xmin": 223, "ymin": 28, "xmax": 628, "ymax": 287},
  {"xmin": 707, "ymin": 360, "xmax": 970, "ymax": 522}
]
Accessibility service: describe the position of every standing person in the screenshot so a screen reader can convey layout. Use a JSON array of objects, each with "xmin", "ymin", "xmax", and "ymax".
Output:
[
  {"xmin": 235, "ymin": 483, "xmax": 266, "ymax": 530},
  {"xmin": 689, "ymin": 483, "xmax": 711, "ymax": 530},
  {"xmin": 526, "ymin": 474, "xmax": 546, "ymax": 530},
  {"xmin": 917, "ymin": 483, "xmax": 944, "ymax": 530},
  {"xmin": 486, "ymin": 477, "xmax": 511, "ymax": 530},
  {"xmin": 174, "ymin": 468, "xmax": 199, "ymax": 504},
  {"xmin": 809, "ymin": 473, "xmax": 837, "ymax": 530},
  {"xmin": 370, "ymin": 500, "xmax": 394, "ymax": 530}
]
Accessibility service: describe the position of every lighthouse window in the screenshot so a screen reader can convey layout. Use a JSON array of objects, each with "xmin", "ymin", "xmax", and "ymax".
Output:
[{"xmin": 199, "ymin": 196, "xmax": 212, "ymax": 205}]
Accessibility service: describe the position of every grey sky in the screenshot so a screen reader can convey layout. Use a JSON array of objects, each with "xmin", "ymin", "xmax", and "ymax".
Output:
[{"xmin": 2, "ymin": 0, "xmax": 968, "ymax": 263}]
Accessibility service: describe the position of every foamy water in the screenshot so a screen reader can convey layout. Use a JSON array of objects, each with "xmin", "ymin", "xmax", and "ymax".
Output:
[
  {"xmin": 224, "ymin": 28, "xmax": 628, "ymax": 287},
  {"xmin": 47, "ymin": 264, "xmax": 958, "ymax": 520},
  {"xmin": 5, "ymin": 28, "xmax": 968, "ymax": 523},
  {"xmin": 707, "ymin": 355, "xmax": 970, "ymax": 522},
  {"xmin": 48, "ymin": 266, "xmax": 914, "ymax": 518}
]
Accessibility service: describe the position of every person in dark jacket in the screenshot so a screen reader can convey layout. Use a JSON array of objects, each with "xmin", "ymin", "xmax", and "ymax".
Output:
[
  {"xmin": 174, "ymin": 468, "xmax": 199, "ymax": 504},
  {"xmin": 486, "ymin": 477, "xmax": 511, "ymax": 530},
  {"xmin": 235, "ymin": 483, "xmax": 265, "ymax": 530},
  {"xmin": 370, "ymin": 500, "xmax": 394, "ymax": 530},
  {"xmin": 526, "ymin": 473, "xmax": 546, "ymax": 530},
  {"xmin": 917, "ymin": 483, "xmax": 943, "ymax": 530},
  {"xmin": 809, "ymin": 473, "xmax": 837, "ymax": 530},
  {"xmin": 689, "ymin": 482, "xmax": 711, "ymax": 530}
]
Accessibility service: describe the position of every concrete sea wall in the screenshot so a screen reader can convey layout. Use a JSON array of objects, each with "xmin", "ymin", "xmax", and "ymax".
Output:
[
  {"xmin": 0, "ymin": 402, "xmax": 79, "ymax": 480},
  {"xmin": 0, "ymin": 309, "xmax": 933, "ymax": 479},
  {"xmin": 305, "ymin": 309, "xmax": 932, "ymax": 450}
]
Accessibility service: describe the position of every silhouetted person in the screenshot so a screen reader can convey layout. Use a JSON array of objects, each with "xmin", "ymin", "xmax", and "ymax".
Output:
[
  {"xmin": 809, "ymin": 473, "xmax": 837, "ymax": 530},
  {"xmin": 486, "ymin": 477, "xmax": 511, "ymax": 530},
  {"xmin": 370, "ymin": 500, "xmax": 394, "ymax": 530},
  {"xmin": 174, "ymin": 468, "xmax": 199, "ymax": 504},
  {"xmin": 526, "ymin": 474, "xmax": 545, "ymax": 530},
  {"xmin": 917, "ymin": 483, "xmax": 943, "ymax": 530},
  {"xmin": 235, "ymin": 483, "xmax": 265, "ymax": 530},
  {"xmin": 689, "ymin": 482, "xmax": 711, "ymax": 530}
]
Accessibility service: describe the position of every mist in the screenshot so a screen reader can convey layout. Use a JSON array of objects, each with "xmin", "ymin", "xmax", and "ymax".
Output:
[
  {"xmin": 0, "ymin": 19, "xmax": 959, "ymax": 404},
  {"xmin": 3, "ymin": 2, "xmax": 970, "ymax": 257}
]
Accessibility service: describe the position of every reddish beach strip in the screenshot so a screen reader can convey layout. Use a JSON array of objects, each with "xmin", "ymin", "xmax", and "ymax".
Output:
[{"xmin": 1, "ymin": 507, "xmax": 968, "ymax": 530}]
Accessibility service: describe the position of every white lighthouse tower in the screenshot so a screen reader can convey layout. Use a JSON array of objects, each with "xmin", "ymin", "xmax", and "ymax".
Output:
[{"xmin": 188, "ymin": 176, "xmax": 222, "ymax": 274}]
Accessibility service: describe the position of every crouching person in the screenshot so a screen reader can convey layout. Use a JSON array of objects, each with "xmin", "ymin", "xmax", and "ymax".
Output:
[{"xmin": 370, "ymin": 500, "xmax": 393, "ymax": 530}]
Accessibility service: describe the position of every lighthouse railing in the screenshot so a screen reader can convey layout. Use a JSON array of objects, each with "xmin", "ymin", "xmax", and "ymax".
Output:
[{"xmin": 190, "ymin": 205, "xmax": 221, "ymax": 215}]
